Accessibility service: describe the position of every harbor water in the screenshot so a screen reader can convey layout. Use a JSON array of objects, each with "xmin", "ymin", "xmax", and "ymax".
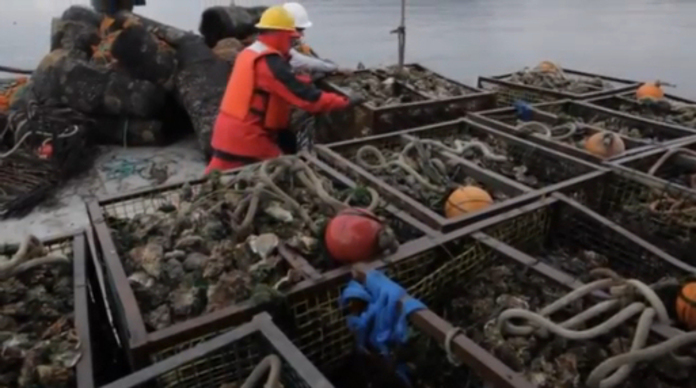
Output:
[{"xmin": 1, "ymin": 0, "xmax": 696, "ymax": 97}]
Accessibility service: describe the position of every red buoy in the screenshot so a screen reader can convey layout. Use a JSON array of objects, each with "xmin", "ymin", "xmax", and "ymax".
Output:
[{"xmin": 325, "ymin": 208, "xmax": 385, "ymax": 264}]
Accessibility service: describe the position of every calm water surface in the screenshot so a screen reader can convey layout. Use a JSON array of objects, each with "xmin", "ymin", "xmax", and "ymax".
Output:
[{"xmin": 1, "ymin": 0, "xmax": 695, "ymax": 97}]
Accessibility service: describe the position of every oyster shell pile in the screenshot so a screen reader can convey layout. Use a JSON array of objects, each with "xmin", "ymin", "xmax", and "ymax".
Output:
[
  {"xmin": 351, "ymin": 143, "xmax": 509, "ymax": 213},
  {"xmin": 506, "ymin": 68, "xmax": 613, "ymax": 94},
  {"xmin": 384, "ymin": 65, "xmax": 474, "ymax": 99},
  {"xmin": 547, "ymin": 107, "xmax": 666, "ymax": 142},
  {"xmin": 0, "ymin": 241, "xmax": 79, "ymax": 388},
  {"xmin": 540, "ymin": 249, "xmax": 610, "ymax": 280},
  {"xmin": 434, "ymin": 134, "xmax": 541, "ymax": 188},
  {"xmin": 440, "ymin": 263, "xmax": 692, "ymax": 388},
  {"xmin": 109, "ymin": 158, "xmax": 404, "ymax": 331},
  {"xmin": 611, "ymin": 98, "xmax": 696, "ymax": 130},
  {"xmin": 331, "ymin": 72, "xmax": 423, "ymax": 107}
]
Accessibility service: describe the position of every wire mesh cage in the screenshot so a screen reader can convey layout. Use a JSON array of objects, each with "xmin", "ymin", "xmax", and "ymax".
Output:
[
  {"xmin": 0, "ymin": 232, "xmax": 94, "ymax": 388},
  {"xmin": 397, "ymin": 219, "xmax": 695, "ymax": 388},
  {"xmin": 283, "ymin": 239, "xmax": 448, "ymax": 373},
  {"xmin": 587, "ymin": 93, "xmax": 696, "ymax": 134},
  {"xmin": 318, "ymin": 65, "xmax": 495, "ymax": 142},
  {"xmin": 87, "ymin": 158, "xmax": 430, "ymax": 368},
  {"xmin": 571, "ymin": 169, "xmax": 696, "ymax": 269},
  {"xmin": 315, "ymin": 118, "xmax": 600, "ymax": 232},
  {"xmin": 101, "ymin": 312, "xmax": 335, "ymax": 388},
  {"xmin": 609, "ymin": 137, "xmax": 696, "ymax": 196},
  {"xmin": 463, "ymin": 194, "xmax": 694, "ymax": 282},
  {"xmin": 477, "ymin": 67, "xmax": 639, "ymax": 107},
  {"xmin": 468, "ymin": 100, "xmax": 696, "ymax": 164}
]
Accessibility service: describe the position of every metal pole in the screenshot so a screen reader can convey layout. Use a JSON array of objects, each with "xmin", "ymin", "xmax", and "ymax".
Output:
[
  {"xmin": 398, "ymin": 0, "xmax": 406, "ymax": 71},
  {"xmin": 391, "ymin": 0, "xmax": 406, "ymax": 74}
]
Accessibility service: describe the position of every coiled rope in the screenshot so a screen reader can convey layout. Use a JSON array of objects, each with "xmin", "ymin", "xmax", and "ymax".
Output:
[
  {"xmin": 1, "ymin": 100, "xmax": 91, "ymax": 159},
  {"xmin": 355, "ymin": 137, "xmax": 507, "ymax": 193},
  {"xmin": 515, "ymin": 121, "xmax": 578, "ymax": 140},
  {"xmin": 647, "ymin": 147, "xmax": 696, "ymax": 177},
  {"xmin": 495, "ymin": 268, "xmax": 695, "ymax": 388},
  {"xmin": 223, "ymin": 156, "xmax": 381, "ymax": 237},
  {"xmin": 240, "ymin": 355, "xmax": 282, "ymax": 388}
]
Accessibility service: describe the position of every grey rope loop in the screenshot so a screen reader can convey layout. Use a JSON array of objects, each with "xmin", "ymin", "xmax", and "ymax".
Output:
[
  {"xmin": 240, "ymin": 354, "xmax": 282, "ymax": 388},
  {"xmin": 495, "ymin": 268, "xmax": 688, "ymax": 388},
  {"xmin": 586, "ymin": 332, "xmax": 696, "ymax": 388},
  {"xmin": 355, "ymin": 137, "xmax": 507, "ymax": 194},
  {"xmin": 444, "ymin": 326, "xmax": 464, "ymax": 366},
  {"xmin": 515, "ymin": 121, "xmax": 578, "ymax": 140}
]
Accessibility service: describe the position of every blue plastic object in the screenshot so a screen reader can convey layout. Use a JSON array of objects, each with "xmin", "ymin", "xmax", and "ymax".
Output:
[
  {"xmin": 341, "ymin": 270, "xmax": 426, "ymax": 367},
  {"xmin": 513, "ymin": 100, "xmax": 534, "ymax": 121},
  {"xmin": 341, "ymin": 271, "xmax": 426, "ymax": 385}
]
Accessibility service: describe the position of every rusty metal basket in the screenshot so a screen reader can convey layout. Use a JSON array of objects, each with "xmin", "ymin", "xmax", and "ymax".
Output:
[
  {"xmin": 566, "ymin": 169, "xmax": 696, "ymax": 268},
  {"xmin": 0, "ymin": 232, "xmax": 94, "ymax": 388},
  {"xmin": 468, "ymin": 100, "xmax": 696, "ymax": 164},
  {"xmin": 86, "ymin": 158, "xmax": 433, "ymax": 369},
  {"xmin": 448, "ymin": 193, "xmax": 694, "ymax": 281},
  {"xmin": 100, "ymin": 312, "xmax": 334, "ymax": 388},
  {"xmin": 477, "ymin": 67, "xmax": 639, "ymax": 107},
  {"xmin": 586, "ymin": 93, "xmax": 696, "ymax": 134},
  {"xmin": 314, "ymin": 117, "xmax": 600, "ymax": 232},
  {"xmin": 318, "ymin": 64, "xmax": 495, "ymax": 141},
  {"xmin": 388, "ymin": 201, "xmax": 691, "ymax": 388},
  {"xmin": 609, "ymin": 137, "xmax": 696, "ymax": 196}
]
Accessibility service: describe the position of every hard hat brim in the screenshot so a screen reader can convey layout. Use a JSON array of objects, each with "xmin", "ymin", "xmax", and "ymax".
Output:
[
  {"xmin": 254, "ymin": 22, "xmax": 297, "ymax": 32},
  {"xmin": 296, "ymin": 20, "xmax": 312, "ymax": 28}
]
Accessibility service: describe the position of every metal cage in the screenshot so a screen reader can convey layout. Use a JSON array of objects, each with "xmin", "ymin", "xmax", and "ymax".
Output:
[
  {"xmin": 566, "ymin": 169, "xmax": 696, "ymax": 268},
  {"xmin": 86, "ymin": 158, "xmax": 433, "ymax": 369},
  {"xmin": 586, "ymin": 93, "xmax": 696, "ymax": 134},
  {"xmin": 0, "ymin": 232, "xmax": 95, "ymax": 388},
  {"xmin": 468, "ymin": 99, "xmax": 696, "ymax": 164},
  {"xmin": 478, "ymin": 67, "xmax": 639, "ymax": 107},
  {"xmin": 315, "ymin": 118, "xmax": 600, "ymax": 232},
  {"xmin": 609, "ymin": 137, "xmax": 696, "ymax": 197},
  {"xmin": 319, "ymin": 64, "xmax": 496, "ymax": 141},
  {"xmin": 101, "ymin": 312, "xmax": 334, "ymax": 388},
  {"xmin": 384, "ymin": 203, "xmax": 691, "ymax": 388}
]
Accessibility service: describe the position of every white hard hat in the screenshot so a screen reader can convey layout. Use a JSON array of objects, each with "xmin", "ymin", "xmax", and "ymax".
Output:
[{"xmin": 283, "ymin": 2, "xmax": 312, "ymax": 29}]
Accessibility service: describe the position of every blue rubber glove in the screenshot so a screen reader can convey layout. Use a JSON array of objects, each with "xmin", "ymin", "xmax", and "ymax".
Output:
[
  {"xmin": 340, "ymin": 270, "xmax": 426, "ymax": 355},
  {"xmin": 513, "ymin": 100, "xmax": 534, "ymax": 121}
]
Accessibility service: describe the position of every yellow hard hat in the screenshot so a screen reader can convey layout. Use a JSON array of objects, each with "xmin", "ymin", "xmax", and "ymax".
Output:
[{"xmin": 255, "ymin": 6, "xmax": 296, "ymax": 32}]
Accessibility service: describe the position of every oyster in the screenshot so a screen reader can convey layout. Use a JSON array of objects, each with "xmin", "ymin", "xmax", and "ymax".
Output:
[
  {"xmin": 0, "ymin": 237, "xmax": 79, "ymax": 388},
  {"xmin": 107, "ymin": 157, "xmax": 415, "ymax": 331}
]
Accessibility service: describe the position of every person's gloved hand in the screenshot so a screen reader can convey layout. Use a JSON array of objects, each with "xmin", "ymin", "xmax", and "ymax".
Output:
[
  {"xmin": 346, "ymin": 92, "xmax": 365, "ymax": 108},
  {"xmin": 340, "ymin": 270, "xmax": 426, "ymax": 355}
]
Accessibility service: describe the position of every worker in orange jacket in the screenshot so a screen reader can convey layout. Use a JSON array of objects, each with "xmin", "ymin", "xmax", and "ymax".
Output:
[{"xmin": 205, "ymin": 6, "xmax": 361, "ymax": 174}]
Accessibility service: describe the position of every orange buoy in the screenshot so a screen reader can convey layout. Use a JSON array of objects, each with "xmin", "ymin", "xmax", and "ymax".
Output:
[
  {"xmin": 585, "ymin": 132, "xmax": 625, "ymax": 159},
  {"xmin": 444, "ymin": 186, "xmax": 493, "ymax": 219},
  {"xmin": 325, "ymin": 208, "xmax": 385, "ymax": 264},
  {"xmin": 636, "ymin": 81, "xmax": 665, "ymax": 101},
  {"xmin": 537, "ymin": 61, "xmax": 561, "ymax": 73},
  {"xmin": 676, "ymin": 279, "xmax": 696, "ymax": 330}
]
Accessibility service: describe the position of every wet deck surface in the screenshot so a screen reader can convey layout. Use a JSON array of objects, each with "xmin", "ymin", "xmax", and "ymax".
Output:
[
  {"xmin": 0, "ymin": 136, "xmax": 205, "ymax": 240},
  {"xmin": 2, "ymin": 0, "xmax": 696, "ymax": 238}
]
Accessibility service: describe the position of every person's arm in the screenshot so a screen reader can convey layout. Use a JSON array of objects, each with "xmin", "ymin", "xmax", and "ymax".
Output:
[
  {"xmin": 257, "ymin": 54, "xmax": 349, "ymax": 114},
  {"xmin": 289, "ymin": 48, "xmax": 339, "ymax": 74}
]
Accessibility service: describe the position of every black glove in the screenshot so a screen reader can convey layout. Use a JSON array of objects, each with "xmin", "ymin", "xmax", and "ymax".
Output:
[
  {"xmin": 346, "ymin": 93, "xmax": 365, "ymax": 108},
  {"xmin": 276, "ymin": 129, "xmax": 298, "ymax": 155}
]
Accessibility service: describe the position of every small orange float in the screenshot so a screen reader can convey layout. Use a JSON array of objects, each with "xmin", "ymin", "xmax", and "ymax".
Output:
[
  {"xmin": 536, "ymin": 61, "xmax": 561, "ymax": 73},
  {"xmin": 444, "ymin": 186, "xmax": 493, "ymax": 219},
  {"xmin": 676, "ymin": 279, "xmax": 696, "ymax": 330},
  {"xmin": 636, "ymin": 81, "xmax": 665, "ymax": 101},
  {"xmin": 585, "ymin": 132, "xmax": 625, "ymax": 159}
]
